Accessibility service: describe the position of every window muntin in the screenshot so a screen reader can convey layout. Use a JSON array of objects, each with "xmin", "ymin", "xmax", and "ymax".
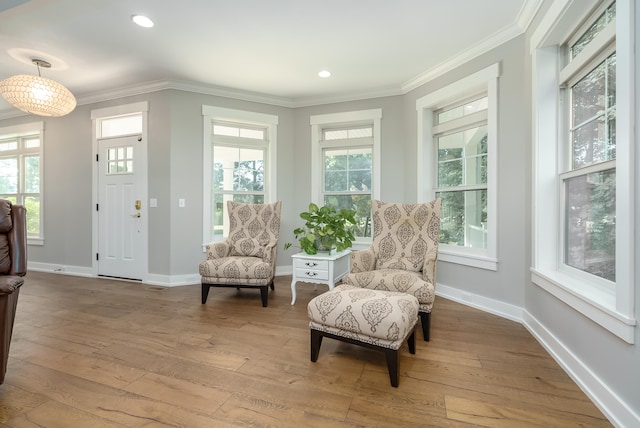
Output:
[
  {"xmin": 210, "ymin": 121, "xmax": 268, "ymax": 238},
  {"xmin": 0, "ymin": 128, "xmax": 43, "ymax": 240}
]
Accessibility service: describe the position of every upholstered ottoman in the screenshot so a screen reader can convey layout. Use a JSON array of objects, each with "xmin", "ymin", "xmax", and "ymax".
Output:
[{"xmin": 307, "ymin": 284, "xmax": 419, "ymax": 387}]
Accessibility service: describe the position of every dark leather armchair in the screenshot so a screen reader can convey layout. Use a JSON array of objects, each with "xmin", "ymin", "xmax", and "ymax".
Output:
[{"xmin": 0, "ymin": 199, "xmax": 27, "ymax": 384}]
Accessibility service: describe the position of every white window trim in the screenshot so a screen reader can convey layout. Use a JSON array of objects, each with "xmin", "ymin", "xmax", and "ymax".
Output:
[
  {"xmin": 530, "ymin": 0, "xmax": 635, "ymax": 343},
  {"xmin": 202, "ymin": 105, "xmax": 278, "ymax": 248},
  {"xmin": 0, "ymin": 121, "xmax": 45, "ymax": 245},
  {"xmin": 416, "ymin": 63, "xmax": 500, "ymax": 271},
  {"xmin": 310, "ymin": 109, "xmax": 381, "ymax": 246}
]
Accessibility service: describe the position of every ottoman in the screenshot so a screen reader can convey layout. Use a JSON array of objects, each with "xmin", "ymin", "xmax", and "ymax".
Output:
[{"xmin": 307, "ymin": 284, "xmax": 419, "ymax": 387}]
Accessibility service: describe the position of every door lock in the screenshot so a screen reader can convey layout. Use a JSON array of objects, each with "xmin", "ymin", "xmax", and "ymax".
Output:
[{"xmin": 135, "ymin": 200, "xmax": 142, "ymax": 210}]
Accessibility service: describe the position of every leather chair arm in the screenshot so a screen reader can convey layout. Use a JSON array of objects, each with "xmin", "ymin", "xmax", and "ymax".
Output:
[{"xmin": 8, "ymin": 205, "xmax": 27, "ymax": 277}]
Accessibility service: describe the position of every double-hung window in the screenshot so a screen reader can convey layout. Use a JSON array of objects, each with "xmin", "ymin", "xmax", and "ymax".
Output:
[
  {"xmin": 416, "ymin": 64, "xmax": 499, "ymax": 270},
  {"xmin": 311, "ymin": 109, "xmax": 381, "ymax": 243},
  {"xmin": 434, "ymin": 96, "xmax": 488, "ymax": 250},
  {"xmin": 0, "ymin": 122, "xmax": 44, "ymax": 244},
  {"xmin": 202, "ymin": 106, "xmax": 278, "ymax": 244},
  {"xmin": 531, "ymin": 0, "xmax": 635, "ymax": 342}
]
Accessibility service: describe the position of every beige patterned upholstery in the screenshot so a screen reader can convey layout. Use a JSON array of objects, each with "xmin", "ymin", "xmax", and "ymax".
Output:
[
  {"xmin": 199, "ymin": 200, "xmax": 281, "ymax": 307},
  {"xmin": 308, "ymin": 284, "xmax": 419, "ymax": 387},
  {"xmin": 342, "ymin": 198, "xmax": 441, "ymax": 340}
]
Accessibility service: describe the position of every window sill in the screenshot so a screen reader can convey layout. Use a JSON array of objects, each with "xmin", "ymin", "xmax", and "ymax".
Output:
[
  {"xmin": 438, "ymin": 246, "xmax": 498, "ymax": 271},
  {"xmin": 531, "ymin": 268, "xmax": 636, "ymax": 344},
  {"xmin": 27, "ymin": 238, "xmax": 44, "ymax": 246}
]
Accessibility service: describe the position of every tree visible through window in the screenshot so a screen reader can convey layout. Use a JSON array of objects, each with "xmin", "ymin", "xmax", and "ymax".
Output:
[
  {"xmin": 0, "ymin": 131, "xmax": 42, "ymax": 238},
  {"xmin": 211, "ymin": 123, "xmax": 267, "ymax": 237}
]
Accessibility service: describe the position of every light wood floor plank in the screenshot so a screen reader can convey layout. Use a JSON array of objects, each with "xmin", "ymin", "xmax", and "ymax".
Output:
[{"xmin": 0, "ymin": 271, "xmax": 612, "ymax": 427}]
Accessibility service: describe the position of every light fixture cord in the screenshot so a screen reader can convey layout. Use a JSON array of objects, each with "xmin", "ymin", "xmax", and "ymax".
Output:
[{"xmin": 36, "ymin": 62, "xmax": 42, "ymax": 77}]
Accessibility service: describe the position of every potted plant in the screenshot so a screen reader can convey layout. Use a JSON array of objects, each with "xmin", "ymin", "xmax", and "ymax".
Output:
[{"xmin": 285, "ymin": 203, "xmax": 356, "ymax": 255}]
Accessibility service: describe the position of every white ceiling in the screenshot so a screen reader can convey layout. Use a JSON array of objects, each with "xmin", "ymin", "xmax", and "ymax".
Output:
[{"xmin": 0, "ymin": 0, "xmax": 541, "ymax": 117}]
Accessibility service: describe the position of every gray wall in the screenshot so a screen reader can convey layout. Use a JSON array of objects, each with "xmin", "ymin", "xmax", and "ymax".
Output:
[{"xmin": 0, "ymin": 1, "xmax": 637, "ymax": 423}]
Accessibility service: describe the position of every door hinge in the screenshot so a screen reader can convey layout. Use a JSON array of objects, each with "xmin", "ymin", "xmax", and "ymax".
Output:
[
  {"xmin": 96, "ymin": 253, "xmax": 99, "ymax": 261},
  {"xmin": 96, "ymin": 203, "xmax": 99, "ymax": 211}
]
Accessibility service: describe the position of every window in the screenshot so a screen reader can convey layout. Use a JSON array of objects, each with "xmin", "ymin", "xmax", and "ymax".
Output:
[
  {"xmin": 202, "ymin": 106, "xmax": 278, "ymax": 244},
  {"xmin": 532, "ymin": 0, "xmax": 635, "ymax": 342},
  {"xmin": 416, "ymin": 64, "xmax": 499, "ymax": 270},
  {"xmin": 435, "ymin": 97, "xmax": 488, "ymax": 249},
  {"xmin": 0, "ymin": 122, "xmax": 44, "ymax": 244},
  {"xmin": 311, "ymin": 110, "xmax": 381, "ymax": 242}
]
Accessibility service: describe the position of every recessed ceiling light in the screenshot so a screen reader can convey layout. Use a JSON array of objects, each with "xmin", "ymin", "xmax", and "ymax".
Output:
[
  {"xmin": 318, "ymin": 70, "xmax": 331, "ymax": 78},
  {"xmin": 132, "ymin": 15, "xmax": 154, "ymax": 28}
]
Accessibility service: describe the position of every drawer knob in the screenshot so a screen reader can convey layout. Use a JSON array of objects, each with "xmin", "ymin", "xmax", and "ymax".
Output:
[
  {"xmin": 305, "ymin": 271, "xmax": 318, "ymax": 276},
  {"xmin": 305, "ymin": 262, "xmax": 317, "ymax": 267}
]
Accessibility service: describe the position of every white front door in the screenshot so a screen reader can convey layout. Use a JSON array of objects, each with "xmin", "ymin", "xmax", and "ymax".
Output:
[{"xmin": 97, "ymin": 135, "xmax": 144, "ymax": 280}]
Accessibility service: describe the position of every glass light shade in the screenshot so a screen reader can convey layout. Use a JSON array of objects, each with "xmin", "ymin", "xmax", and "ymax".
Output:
[{"xmin": 0, "ymin": 74, "xmax": 77, "ymax": 117}]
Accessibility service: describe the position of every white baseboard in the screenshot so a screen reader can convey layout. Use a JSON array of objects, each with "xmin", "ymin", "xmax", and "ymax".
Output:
[
  {"xmin": 522, "ymin": 311, "xmax": 639, "ymax": 428},
  {"xmin": 28, "ymin": 261, "xmax": 94, "ymax": 277},
  {"xmin": 436, "ymin": 282, "xmax": 523, "ymax": 322},
  {"xmin": 436, "ymin": 281, "xmax": 637, "ymax": 428}
]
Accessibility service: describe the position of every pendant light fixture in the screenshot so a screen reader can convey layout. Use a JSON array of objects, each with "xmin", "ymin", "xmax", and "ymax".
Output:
[{"xmin": 0, "ymin": 58, "xmax": 76, "ymax": 117}]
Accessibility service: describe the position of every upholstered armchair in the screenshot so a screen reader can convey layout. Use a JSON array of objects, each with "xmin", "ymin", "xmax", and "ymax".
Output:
[
  {"xmin": 0, "ymin": 200, "xmax": 27, "ymax": 384},
  {"xmin": 341, "ymin": 199, "xmax": 441, "ymax": 341},
  {"xmin": 199, "ymin": 200, "xmax": 281, "ymax": 307}
]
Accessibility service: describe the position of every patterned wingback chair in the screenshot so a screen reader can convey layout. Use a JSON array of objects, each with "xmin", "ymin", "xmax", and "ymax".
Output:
[
  {"xmin": 342, "ymin": 199, "xmax": 441, "ymax": 340},
  {"xmin": 199, "ymin": 200, "xmax": 282, "ymax": 307}
]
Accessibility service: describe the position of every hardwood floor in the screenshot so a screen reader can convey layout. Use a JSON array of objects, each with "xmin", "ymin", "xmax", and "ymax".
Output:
[{"xmin": 0, "ymin": 271, "xmax": 611, "ymax": 427}]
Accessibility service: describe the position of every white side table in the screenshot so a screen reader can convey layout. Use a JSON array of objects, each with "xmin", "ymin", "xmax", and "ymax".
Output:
[{"xmin": 290, "ymin": 249, "xmax": 351, "ymax": 305}]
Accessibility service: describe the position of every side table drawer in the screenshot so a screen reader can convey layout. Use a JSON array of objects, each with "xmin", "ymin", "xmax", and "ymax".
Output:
[
  {"xmin": 294, "ymin": 259, "xmax": 329, "ymax": 270},
  {"xmin": 295, "ymin": 268, "xmax": 329, "ymax": 281}
]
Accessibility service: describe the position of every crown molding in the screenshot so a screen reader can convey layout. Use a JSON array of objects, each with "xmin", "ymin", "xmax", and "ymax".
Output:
[{"xmin": 0, "ymin": 0, "xmax": 545, "ymax": 116}]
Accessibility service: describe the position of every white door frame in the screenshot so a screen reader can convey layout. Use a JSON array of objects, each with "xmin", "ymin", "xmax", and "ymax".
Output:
[{"xmin": 91, "ymin": 101, "xmax": 149, "ymax": 282}]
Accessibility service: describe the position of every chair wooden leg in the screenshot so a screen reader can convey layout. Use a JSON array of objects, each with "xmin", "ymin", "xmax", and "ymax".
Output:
[
  {"xmin": 420, "ymin": 312, "xmax": 431, "ymax": 341},
  {"xmin": 269, "ymin": 280, "xmax": 275, "ymax": 291},
  {"xmin": 260, "ymin": 286, "xmax": 268, "ymax": 307},
  {"xmin": 384, "ymin": 348, "xmax": 400, "ymax": 387},
  {"xmin": 408, "ymin": 330, "xmax": 416, "ymax": 354},
  {"xmin": 310, "ymin": 329, "xmax": 323, "ymax": 362},
  {"xmin": 201, "ymin": 283, "xmax": 210, "ymax": 304}
]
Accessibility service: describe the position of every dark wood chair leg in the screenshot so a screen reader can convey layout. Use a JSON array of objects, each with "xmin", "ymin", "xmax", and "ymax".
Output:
[
  {"xmin": 260, "ymin": 286, "xmax": 268, "ymax": 307},
  {"xmin": 408, "ymin": 330, "xmax": 416, "ymax": 354},
  {"xmin": 420, "ymin": 312, "xmax": 431, "ymax": 341},
  {"xmin": 269, "ymin": 280, "xmax": 275, "ymax": 291},
  {"xmin": 384, "ymin": 348, "xmax": 400, "ymax": 387},
  {"xmin": 310, "ymin": 329, "xmax": 323, "ymax": 362},
  {"xmin": 201, "ymin": 283, "xmax": 210, "ymax": 304}
]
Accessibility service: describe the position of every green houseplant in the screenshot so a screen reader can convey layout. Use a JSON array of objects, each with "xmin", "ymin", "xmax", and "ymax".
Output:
[{"xmin": 285, "ymin": 203, "xmax": 356, "ymax": 255}]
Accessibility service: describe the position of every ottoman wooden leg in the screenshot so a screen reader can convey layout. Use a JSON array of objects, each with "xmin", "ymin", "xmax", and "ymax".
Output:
[
  {"xmin": 384, "ymin": 348, "xmax": 400, "ymax": 387},
  {"xmin": 310, "ymin": 329, "xmax": 323, "ymax": 362}
]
